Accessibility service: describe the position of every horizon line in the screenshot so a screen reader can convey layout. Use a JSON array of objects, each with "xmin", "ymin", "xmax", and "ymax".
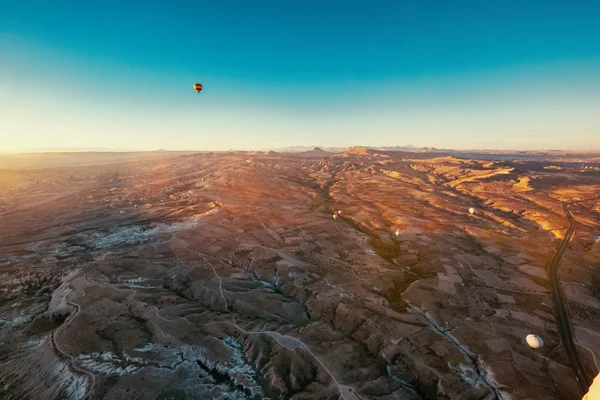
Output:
[{"xmin": 2, "ymin": 146, "xmax": 600, "ymax": 154}]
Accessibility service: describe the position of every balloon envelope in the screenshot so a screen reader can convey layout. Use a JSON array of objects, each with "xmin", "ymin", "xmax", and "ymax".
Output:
[
  {"xmin": 526, "ymin": 334, "xmax": 544, "ymax": 349},
  {"xmin": 194, "ymin": 83, "xmax": 203, "ymax": 93},
  {"xmin": 469, "ymin": 207, "xmax": 476, "ymax": 215}
]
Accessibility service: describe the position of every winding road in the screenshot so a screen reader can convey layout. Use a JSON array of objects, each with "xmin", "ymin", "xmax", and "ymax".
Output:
[
  {"xmin": 50, "ymin": 299, "xmax": 96, "ymax": 400},
  {"xmin": 549, "ymin": 202, "xmax": 590, "ymax": 394},
  {"xmin": 45, "ymin": 188, "xmax": 599, "ymax": 399},
  {"xmin": 171, "ymin": 236, "xmax": 360, "ymax": 399}
]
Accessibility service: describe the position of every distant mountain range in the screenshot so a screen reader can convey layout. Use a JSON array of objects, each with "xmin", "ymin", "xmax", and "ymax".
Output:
[
  {"xmin": 15, "ymin": 147, "xmax": 136, "ymax": 153},
  {"xmin": 7, "ymin": 146, "xmax": 598, "ymax": 161},
  {"xmin": 269, "ymin": 145, "xmax": 417, "ymax": 152}
]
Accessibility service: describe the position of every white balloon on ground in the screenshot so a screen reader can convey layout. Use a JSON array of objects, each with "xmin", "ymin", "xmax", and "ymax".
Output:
[{"xmin": 526, "ymin": 334, "xmax": 544, "ymax": 349}]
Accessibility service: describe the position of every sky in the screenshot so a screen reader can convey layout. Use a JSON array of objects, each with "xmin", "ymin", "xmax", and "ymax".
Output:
[{"xmin": 1, "ymin": 0, "xmax": 600, "ymax": 152}]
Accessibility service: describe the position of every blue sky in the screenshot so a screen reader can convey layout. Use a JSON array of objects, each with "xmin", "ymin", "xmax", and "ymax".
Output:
[{"xmin": 1, "ymin": 0, "xmax": 600, "ymax": 151}]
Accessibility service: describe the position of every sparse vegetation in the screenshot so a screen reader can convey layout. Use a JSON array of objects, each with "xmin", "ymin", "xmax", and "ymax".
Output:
[
  {"xmin": 0, "ymin": 151, "xmax": 598, "ymax": 400},
  {"xmin": 369, "ymin": 236, "xmax": 401, "ymax": 264}
]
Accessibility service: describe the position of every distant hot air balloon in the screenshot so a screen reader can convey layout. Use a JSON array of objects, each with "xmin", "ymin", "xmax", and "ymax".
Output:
[
  {"xmin": 395, "ymin": 229, "xmax": 400, "ymax": 237},
  {"xmin": 337, "ymin": 210, "xmax": 343, "ymax": 215},
  {"xmin": 469, "ymin": 207, "xmax": 476, "ymax": 215},
  {"xmin": 333, "ymin": 213, "xmax": 339, "ymax": 220},
  {"xmin": 194, "ymin": 83, "xmax": 203, "ymax": 94},
  {"xmin": 526, "ymin": 334, "xmax": 544, "ymax": 349}
]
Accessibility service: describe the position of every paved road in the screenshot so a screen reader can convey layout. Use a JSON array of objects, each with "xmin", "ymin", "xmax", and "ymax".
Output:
[{"xmin": 549, "ymin": 202, "xmax": 590, "ymax": 395}]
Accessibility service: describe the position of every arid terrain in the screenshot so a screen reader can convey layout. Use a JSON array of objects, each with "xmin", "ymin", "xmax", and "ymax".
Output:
[{"xmin": 0, "ymin": 149, "xmax": 599, "ymax": 400}]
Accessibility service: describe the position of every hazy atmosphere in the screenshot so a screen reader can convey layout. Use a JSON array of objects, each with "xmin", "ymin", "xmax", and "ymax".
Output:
[
  {"xmin": 1, "ymin": 3, "xmax": 600, "ymax": 400},
  {"xmin": 2, "ymin": 1, "xmax": 600, "ymax": 151}
]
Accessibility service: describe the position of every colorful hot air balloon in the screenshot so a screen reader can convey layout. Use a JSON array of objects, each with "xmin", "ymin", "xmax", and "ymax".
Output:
[{"xmin": 194, "ymin": 83, "xmax": 203, "ymax": 94}]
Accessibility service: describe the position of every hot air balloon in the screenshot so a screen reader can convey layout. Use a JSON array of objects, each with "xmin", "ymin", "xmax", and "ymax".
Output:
[
  {"xmin": 194, "ymin": 83, "xmax": 203, "ymax": 94},
  {"xmin": 526, "ymin": 334, "xmax": 544, "ymax": 349},
  {"xmin": 584, "ymin": 373, "xmax": 600, "ymax": 399},
  {"xmin": 337, "ymin": 210, "xmax": 343, "ymax": 215},
  {"xmin": 333, "ymin": 213, "xmax": 339, "ymax": 220},
  {"xmin": 469, "ymin": 207, "xmax": 476, "ymax": 215},
  {"xmin": 395, "ymin": 229, "xmax": 400, "ymax": 237}
]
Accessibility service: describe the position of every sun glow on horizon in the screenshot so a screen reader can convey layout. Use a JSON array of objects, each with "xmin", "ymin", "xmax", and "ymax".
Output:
[{"xmin": 2, "ymin": 2, "xmax": 600, "ymax": 151}]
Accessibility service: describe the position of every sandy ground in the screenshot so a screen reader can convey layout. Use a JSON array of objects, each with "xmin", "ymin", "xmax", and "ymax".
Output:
[{"xmin": 0, "ymin": 149, "xmax": 598, "ymax": 399}]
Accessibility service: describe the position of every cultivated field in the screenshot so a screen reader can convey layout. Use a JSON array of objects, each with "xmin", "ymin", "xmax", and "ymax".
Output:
[{"xmin": 0, "ymin": 149, "xmax": 598, "ymax": 399}]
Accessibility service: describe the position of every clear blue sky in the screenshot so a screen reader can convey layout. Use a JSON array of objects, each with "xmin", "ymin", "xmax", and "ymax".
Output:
[{"xmin": 1, "ymin": 0, "xmax": 599, "ymax": 151}]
